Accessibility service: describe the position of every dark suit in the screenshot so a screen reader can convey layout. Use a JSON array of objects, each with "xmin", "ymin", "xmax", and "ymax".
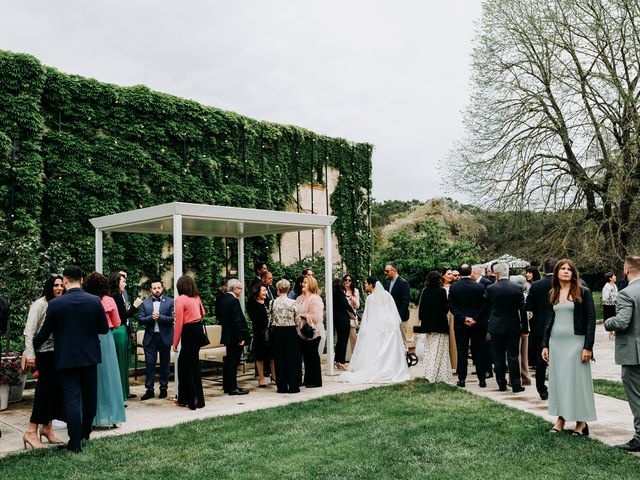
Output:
[
  {"xmin": 448, "ymin": 278, "xmax": 489, "ymax": 382},
  {"xmin": 385, "ymin": 276, "xmax": 410, "ymax": 321},
  {"xmin": 33, "ymin": 287, "xmax": 109, "ymax": 451},
  {"xmin": 525, "ymin": 274, "xmax": 552, "ymax": 395},
  {"xmin": 138, "ymin": 295, "xmax": 174, "ymax": 393},
  {"xmin": 486, "ymin": 279, "xmax": 528, "ymax": 390},
  {"xmin": 219, "ymin": 293, "xmax": 250, "ymax": 392}
]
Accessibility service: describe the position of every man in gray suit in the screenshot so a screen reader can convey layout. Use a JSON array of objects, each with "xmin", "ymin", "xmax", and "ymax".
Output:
[{"xmin": 604, "ymin": 255, "xmax": 640, "ymax": 452}]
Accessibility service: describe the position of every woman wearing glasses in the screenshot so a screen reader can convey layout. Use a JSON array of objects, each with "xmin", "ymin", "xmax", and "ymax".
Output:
[
  {"xmin": 343, "ymin": 274, "xmax": 360, "ymax": 354},
  {"xmin": 22, "ymin": 274, "xmax": 66, "ymax": 449}
]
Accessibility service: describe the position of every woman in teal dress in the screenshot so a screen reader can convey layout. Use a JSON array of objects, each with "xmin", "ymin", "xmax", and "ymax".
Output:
[
  {"xmin": 541, "ymin": 259, "xmax": 596, "ymax": 436},
  {"xmin": 84, "ymin": 272, "xmax": 126, "ymax": 427}
]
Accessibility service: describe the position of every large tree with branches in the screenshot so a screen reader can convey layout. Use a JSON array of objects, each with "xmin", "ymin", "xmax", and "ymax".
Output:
[{"xmin": 450, "ymin": 0, "xmax": 640, "ymax": 270}]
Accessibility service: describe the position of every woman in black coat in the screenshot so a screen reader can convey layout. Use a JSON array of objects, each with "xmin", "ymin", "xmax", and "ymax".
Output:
[
  {"xmin": 247, "ymin": 283, "xmax": 274, "ymax": 387},
  {"xmin": 418, "ymin": 271, "xmax": 453, "ymax": 383},
  {"xmin": 333, "ymin": 278, "xmax": 352, "ymax": 371}
]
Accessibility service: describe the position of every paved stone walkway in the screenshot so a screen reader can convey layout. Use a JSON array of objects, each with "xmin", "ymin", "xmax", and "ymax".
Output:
[{"xmin": 1, "ymin": 324, "xmax": 637, "ymax": 457}]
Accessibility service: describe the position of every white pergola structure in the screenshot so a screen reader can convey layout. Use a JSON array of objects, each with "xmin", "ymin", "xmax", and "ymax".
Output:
[{"xmin": 89, "ymin": 201, "xmax": 338, "ymax": 374}]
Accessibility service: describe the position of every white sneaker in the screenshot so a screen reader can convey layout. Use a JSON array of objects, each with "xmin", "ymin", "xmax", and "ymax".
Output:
[{"xmin": 52, "ymin": 420, "xmax": 67, "ymax": 429}]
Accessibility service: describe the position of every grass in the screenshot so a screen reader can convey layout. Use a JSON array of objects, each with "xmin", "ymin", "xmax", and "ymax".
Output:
[
  {"xmin": 593, "ymin": 379, "xmax": 628, "ymax": 401},
  {"xmin": 1, "ymin": 380, "xmax": 638, "ymax": 479}
]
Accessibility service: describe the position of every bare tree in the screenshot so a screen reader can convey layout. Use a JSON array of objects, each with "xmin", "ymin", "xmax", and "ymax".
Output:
[{"xmin": 449, "ymin": 0, "xmax": 640, "ymax": 269}]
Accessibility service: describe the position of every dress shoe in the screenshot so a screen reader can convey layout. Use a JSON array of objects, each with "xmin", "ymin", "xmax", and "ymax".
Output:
[
  {"xmin": 39, "ymin": 426, "xmax": 64, "ymax": 444},
  {"xmin": 228, "ymin": 389, "xmax": 249, "ymax": 395},
  {"xmin": 57, "ymin": 444, "xmax": 82, "ymax": 453},
  {"xmin": 540, "ymin": 392, "xmax": 549, "ymax": 400},
  {"xmin": 305, "ymin": 383, "xmax": 322, "ymax": 388},
  {"xmin": 478, "ymin": 379, "xmax": 487, "ymax": 388},
  {"xmin": 512, "ymin": 386, "xmax": 525, "ymax": 393},
  {"xmin": 127, "ymin": 393, "xmax": 137, "ymax": 399},
  {"xmin": 159, "ymin": 390, "xmax": 168, "ymax": 399},
  {"xmin": 498, "ymin": 384, "xmax": 507, "ymax": 392},
  {"xmin": 615, "ymin": 438, "xmax": 640, "ymax": 452},
  {"xmin": 141, "ymin": 390, "xmax": 154, "ymax": 401},
  {"xmin": 456, "ymin": 380, "xmax": 465, "ymax": 388}
]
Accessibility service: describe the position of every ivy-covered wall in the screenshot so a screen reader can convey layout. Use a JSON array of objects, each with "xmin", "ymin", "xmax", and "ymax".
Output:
[{"xmin": 0, "ymin": 50, "xmax": 373, "ymax": 347}]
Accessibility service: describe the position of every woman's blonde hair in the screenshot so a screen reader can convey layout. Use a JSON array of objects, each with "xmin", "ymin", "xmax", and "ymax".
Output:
[{"xmin": 304, "ymin": 275, "xmax": 320, "ymax": 295}]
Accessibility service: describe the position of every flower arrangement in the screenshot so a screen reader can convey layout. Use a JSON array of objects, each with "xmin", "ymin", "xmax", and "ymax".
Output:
[{"xmin": 0, "ymin": 353, "xmax": 23, "ymax": 386}]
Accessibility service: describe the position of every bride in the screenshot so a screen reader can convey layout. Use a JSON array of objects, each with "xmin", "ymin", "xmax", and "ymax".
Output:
[{"xmin": 339, "ymin": 276, "xmax": 410, "ymax": 384}]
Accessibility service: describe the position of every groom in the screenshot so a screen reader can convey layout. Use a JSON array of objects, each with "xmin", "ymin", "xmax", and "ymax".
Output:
[{"xmin": 384, "ymin": 262, "xmax": 410, "ymax": 345}]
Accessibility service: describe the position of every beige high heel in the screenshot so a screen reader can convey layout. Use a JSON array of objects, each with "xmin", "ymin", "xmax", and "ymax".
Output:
[
  {"xmin": 23, "ymin": 431, "xmax": 43, "ymax": 449},
  {"xmin": 39, "ymin": 425, "xmax": 65, "ymax": 444}
]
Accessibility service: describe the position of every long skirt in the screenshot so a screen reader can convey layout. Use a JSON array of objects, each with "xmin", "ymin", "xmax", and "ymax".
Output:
[
  {"xmin": 112, "ymin": 325, "xmax": 130, "ymax": 401},
  {"xmin": 423, "ymin": 333, "xmax": 453, "ymax": 384},
  {"xmin": 177, "ymin": 322, "xmax": 205, "ymax": 410},
  {"xmin": 30, "ymin": 350, "xmax": 65, "ymax": 424},
  {"xmin": 94, "ymin": 330, "xmax": 126, "ymax": 426}
]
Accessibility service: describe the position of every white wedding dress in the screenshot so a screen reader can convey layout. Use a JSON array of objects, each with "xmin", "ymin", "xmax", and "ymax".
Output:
[{"xmin": 339, "ymin": 282, "xmax": 410, "ymax": 384}]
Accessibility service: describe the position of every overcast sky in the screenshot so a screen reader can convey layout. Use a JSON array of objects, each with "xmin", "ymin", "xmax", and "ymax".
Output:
[{"xmin": 0, "ymin": 1, "xmax": 482, "ymax": 202}]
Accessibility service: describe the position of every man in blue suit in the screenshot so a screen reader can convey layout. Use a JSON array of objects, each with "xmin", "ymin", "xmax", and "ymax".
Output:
[
  {"xmin": 34, "ymin": 265, "xmax": 109, "ymax": 453},
  {"xmin": 384, "ymin": 262, "xmax": 411, "ymax": 345},
  {"xmin": 138, "ymin": 280, "xmax": 174, "ymax": 400}
]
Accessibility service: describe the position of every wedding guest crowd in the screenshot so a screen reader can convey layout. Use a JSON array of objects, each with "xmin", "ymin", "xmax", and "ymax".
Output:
[{"xmin": 15, "ymin": 254, "xmax": 640, "ymax": 454}]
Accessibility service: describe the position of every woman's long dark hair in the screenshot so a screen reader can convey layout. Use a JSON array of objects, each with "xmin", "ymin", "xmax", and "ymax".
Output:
[
  {"xmin": 333, "ymin": 277, "xmax": 345, "ymax": 294},
  {"xmin": 424, "ymin": 270, "xmax": 442, "ymax": 289},
  {"xmin": 549, "ymin": 259, "xmax": 583, "ymax": 305},
  {"xmin": 108, "ymin": 271, "xmax": 124, "ymax": 295},
  {"xmin": 42, "ymin": 274, "xmax": 64, "ymax": 301},
  {"xmin": 525, "ymin": 266, "xmax": 541, "ymax": 282},
  {"xmin": 177, "ymin": 275, "xmax": 199, "ymax": 297}
]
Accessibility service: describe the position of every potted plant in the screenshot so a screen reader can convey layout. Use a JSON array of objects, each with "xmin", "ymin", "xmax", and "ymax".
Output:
[{"xmin": 0, "ymin": 353, "xmax": 23, "ymax": 410}]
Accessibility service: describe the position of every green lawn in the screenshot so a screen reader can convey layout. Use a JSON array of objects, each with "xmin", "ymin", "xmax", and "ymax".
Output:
[
  {"xmin": 1, "ymin": 380, "xmax": 637, "ymax": 479},
  {"xmin": 593, "ymin": 379, "xmax": 628, "ymax": 401}
]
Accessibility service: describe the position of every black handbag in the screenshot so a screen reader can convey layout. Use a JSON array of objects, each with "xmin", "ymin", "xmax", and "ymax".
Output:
[
  {"xmin": 300, "ymin": 322, "xmax": 315, "ymax": 339},
  {"xmin": 197, "ymin": 302, "xmax": 210, "ymax": 347}
]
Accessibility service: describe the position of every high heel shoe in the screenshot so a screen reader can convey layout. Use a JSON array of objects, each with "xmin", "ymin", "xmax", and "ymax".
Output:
[
  {"xmin": 23, "ymin": 431, "xmax": 43, "ymax": 449},
  {"xmin": 39, "ymin": 426, "xmax": 65, "ymax": 444},
  {"xmin": 334, "ymin": 362, "xmax": 347, "ymax": 371},
  {"xmin": 573, "ymin": 422, "xmax": 590, "ymax": 436},
  {"xmin": 549, "ymin": 416, "xmax": 565, "ymax": 433}
]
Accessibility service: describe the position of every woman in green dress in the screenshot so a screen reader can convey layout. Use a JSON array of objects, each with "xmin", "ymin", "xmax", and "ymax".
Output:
[{"xmin": 541, "ymin": 259, "xmax": 596, "ymax": 436}]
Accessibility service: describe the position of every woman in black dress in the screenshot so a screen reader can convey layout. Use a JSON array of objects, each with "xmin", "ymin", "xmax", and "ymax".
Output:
[
  {"xmin": 332, "ymin": 278, "xmax": 352, "ymax": 371},
  {"xmin": 247, "ymin": 283, "xmax": 273, "ymax": 387}
]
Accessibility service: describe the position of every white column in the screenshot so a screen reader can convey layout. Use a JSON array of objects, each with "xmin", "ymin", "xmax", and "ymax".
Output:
[
  {"xmin": 324, "ymin": 225, "xmax": 334, "ymax": 375},
  {"xmin": 238, "ymin": 236, "xmax": 245, "ymax": 312},
  {"xmin": 173, "ymin": 214, "xmax": 183, "ymax": 294},
  {"xmin": 95, "ymin": 229, "xmax": 103, "ymax": 273}
]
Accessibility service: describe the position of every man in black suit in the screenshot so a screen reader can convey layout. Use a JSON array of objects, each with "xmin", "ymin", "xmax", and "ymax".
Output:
[
  {"xmin": 448, "ymin": 264, "xmax": 489, "ymax": 387},
  {"xmin": 33, "ymin": 265, "xmax": 109, "ymax": 453},
  {"xmin": 261, "ymin": 271, "xmax": 276, "ymax": 304},
  {"xmin": 384, "ymin": 262, "xmax": 410, "ymax": 345},
  {"xmin": 219, "ymin": 278, "xmax": 250, "ymax": 395},
  {"xmin": 249, "ymin": 261, "xmax": 268, "ymax": 292},
  {"xmin": 525, "ymin": 258, "xmax": 556, "ymax": 399},
  {"xmin": 486, "ymin": 262, "xmax": 528, "ymax": 393},
  {"xmin": 138, "ymin": 280, "xmax": 174, "ymax": 400}
]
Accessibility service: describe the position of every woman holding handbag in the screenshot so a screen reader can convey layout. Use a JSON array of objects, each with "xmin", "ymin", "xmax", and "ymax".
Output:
[
  {"xmin": 296, "ymin": 275, "xmax": 325, "ymax": 388},
  {"xmin": 343, "ymin": 274, "xmax": 360, "ymax": 354},
  {"xmin": 22, "ymin": 274, "xmax": 66, "ymax": 449},
  {"xmin": 172, "ymin": 275, "xmax": 206, "ymax": 410}
]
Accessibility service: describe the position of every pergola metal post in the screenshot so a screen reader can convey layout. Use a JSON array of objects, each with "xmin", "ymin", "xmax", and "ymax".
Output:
[
  {"xmin": 173, "ymin": 214, "xmax": 183, "ymax": 294},
  {"xmin": 324, "ymin": 225, "xmax": 334, "ymax": 375},
  {"xmin": 238, "ymin": 236, "xmax": 245, "ymax": 311},
  {"xmin": 95, "ymin": 229, "xmax": 103, "ymax": 273}
]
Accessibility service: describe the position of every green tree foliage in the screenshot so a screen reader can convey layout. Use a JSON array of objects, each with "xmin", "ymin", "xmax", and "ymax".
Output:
[
  {"xmin": 374, "ymin": 220, "xmax": 480, "ymax": 302},
  {"xmin": 371, "ymin": 199, "xmax": 422, "ymax": 228},
  {"xmin": 0, "ymin": 50, "xmax": 372, "ymax": 349},
  {"xmin": 449, "ymin": 0, "xmax": 640, "ymax": 272}
]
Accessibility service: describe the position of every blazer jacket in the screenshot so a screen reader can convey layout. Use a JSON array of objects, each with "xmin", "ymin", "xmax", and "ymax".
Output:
[
  {"xmin": 332, "ymin": 290, "xmax": 352, "ymax": 327},
  {"xmin": 448, "ymin": 277, "xmax": 487, "ymax": 331},
  {"xmin": 33, "ymin": 287, "xmax": 109, "ymax": 370},
  {"xmin": 542, "ymin": 286, "xmax": 596, "ymax": 351},
  {"xmin": 218, "ymin": 293, "xmax": 250, "ymax": 346},
  {"xmin": 525, "ymin": 274, "xmax": 553, "ymax": 337},
  {"xmin": 138, "ymin": 295, "xmax": 175, "ymax": 347},
  {"xmin": 486, "ymin": 278, "xmax": 528, "ymax": 336},
  {"xmin": 417, "ymin": 287, "xmax": 449, "ymax": 334},
  {"xmin": 604, "ymin": 279, "xmax": 640, "ymax": 365},
  {"xmin": 385, "ymin": 275, "xmax": 410, "ymax": 321}
]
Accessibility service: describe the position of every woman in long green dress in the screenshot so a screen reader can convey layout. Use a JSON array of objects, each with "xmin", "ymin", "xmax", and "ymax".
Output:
[{"xmin": 542, "ymin": 259, "xmax": 596, "ymax": 436}]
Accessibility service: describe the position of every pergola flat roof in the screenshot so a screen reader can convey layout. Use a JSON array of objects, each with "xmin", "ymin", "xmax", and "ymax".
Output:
[{"xmin": 89, "ymin": 202, "xmax": 336, "ymax": 238}]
